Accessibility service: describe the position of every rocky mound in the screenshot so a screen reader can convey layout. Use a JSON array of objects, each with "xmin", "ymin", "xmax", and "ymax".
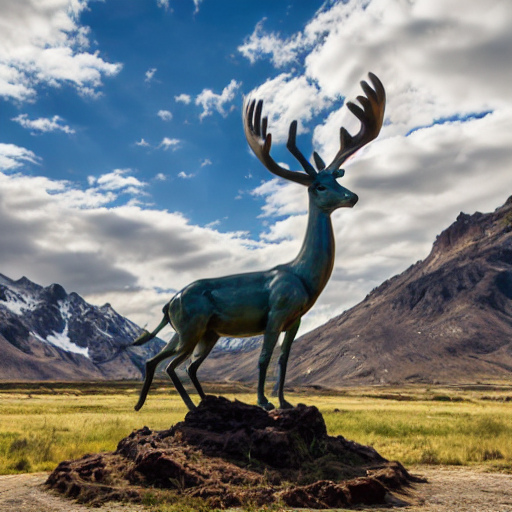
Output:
[{"xmin": 46, "ymin": 396, "xmax": 420, "ymax": 509}]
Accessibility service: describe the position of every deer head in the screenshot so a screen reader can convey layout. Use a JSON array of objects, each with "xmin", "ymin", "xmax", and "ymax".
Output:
[{"xmin": 244, "ymin": 72, "xmax": 386, "ymax": 213}]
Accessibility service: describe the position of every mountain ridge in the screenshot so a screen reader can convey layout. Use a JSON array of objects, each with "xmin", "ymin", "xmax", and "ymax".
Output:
[{"xmin": 0, "ymin": 274, "xmax": 163, "ymax": 381}]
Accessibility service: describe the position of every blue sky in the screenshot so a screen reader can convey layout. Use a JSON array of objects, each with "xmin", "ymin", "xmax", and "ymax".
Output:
[
  {"xmin": 1, "ymin": 0, "xmax": 512, "ymax": 335},
  {"xmin": 2, "ymin": 1, "xmax": 324, "ymax": 234}
]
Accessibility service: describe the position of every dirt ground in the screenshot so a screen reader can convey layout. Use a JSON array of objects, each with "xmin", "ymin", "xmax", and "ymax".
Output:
[{"xmin": 1, "ymin": 466, "xmax": 512, "ymax": 512}]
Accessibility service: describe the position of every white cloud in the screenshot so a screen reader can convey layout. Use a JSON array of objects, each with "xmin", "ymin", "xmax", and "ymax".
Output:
[
  {"xmin": 175, "ymin": 93, "xmax": 192, "ymax": 104},
  {"xmin": 91, "ymin": 169, "xmax": 147, "ymax": 194},
  {"xmin": 193, "ymin": 0, "xmax": 204, "ymax": 14},
  {"xmin": 145, "ymin": 68, "xmax": 157, "ymax": 83},
  {"xmin": 0, "ymin": 0, "xmax": 121, "ymax": 101},
  {"xmin": 252, "ymin": 179, "xmax": 307, "ymax": 219},
  {"xmin": 247, "ymin": 74, "xmax": 332, "ymax": 144},
  {"xmin": 159, "ymin": 137, "xmax": 181, "ymax": 150},
  {"xmin": 154, "ymin": 173, "xmax": 167, "ymax": 181},
  {"xmin": 12, "ymin": 114, "xmax": 75, "ymax": 134},
  {"xmin": 201, "ymin": 158, "xmax": 212, "ymax": 167},
  {"xmin": 156, "ymin": 0, "xmax": 170, "ymax": 10},
  {"xmin": 157, "ymin": 109, "xmax": 173, "ymax": 121},
  {"xmin": 135, "ymin": 138, "xmax": 150, "ymax": 147},
  {"xmin": 195, "ymin": 79, "xmax": 241, "ymax": 120},
  {"xmin": 0, "ymin": 143, "xmax": 41, "ymax": 171},
  {"xmin": 238, "ymin": 18, "xmax": 305, "ymax": 67},
  {"xmin": 205, "ymin": 219, "xmax": 220, "ymax": 228},
  {"xmin": 178, "ymin": 171, "xmax": 194, "ymax": 179}
]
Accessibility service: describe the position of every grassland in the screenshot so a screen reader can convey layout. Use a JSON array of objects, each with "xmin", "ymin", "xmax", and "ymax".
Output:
[{"xmin": 1, "ymin": 381, "xmax": 511, "ymax": 476}]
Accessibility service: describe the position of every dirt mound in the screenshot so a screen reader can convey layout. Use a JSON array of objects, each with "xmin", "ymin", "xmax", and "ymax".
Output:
[{"xmin": 46, "ymin": 396, "xmax": 419, "ymax": 508}]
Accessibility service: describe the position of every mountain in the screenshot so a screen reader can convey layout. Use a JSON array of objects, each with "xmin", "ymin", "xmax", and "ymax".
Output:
[
  {"xmin": 0, "ymin": 274, "xmax": 163, "ymax": 381},
  {"xmin": 199, "ymin": 195, "xmax": 512, "ymax": 386}
]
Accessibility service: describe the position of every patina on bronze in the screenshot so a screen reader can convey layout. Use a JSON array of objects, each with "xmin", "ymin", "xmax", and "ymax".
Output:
[{"xmin": 133, "ymin": 73, "xmax": 386, "ymax": 411}]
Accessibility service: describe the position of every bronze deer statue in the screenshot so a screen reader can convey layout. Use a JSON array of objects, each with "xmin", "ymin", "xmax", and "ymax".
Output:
[{"xmin": 133, "ymin": 73, "xmax": 385, "ymax": 411}]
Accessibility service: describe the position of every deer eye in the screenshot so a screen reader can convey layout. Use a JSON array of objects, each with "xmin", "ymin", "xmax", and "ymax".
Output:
[{"xmin": 317, "ymin": 185, "xmax": 326, "ymax": 191}]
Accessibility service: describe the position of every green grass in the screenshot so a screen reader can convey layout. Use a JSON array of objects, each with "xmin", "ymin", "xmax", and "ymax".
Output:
[{"xmin": 1, "ymin": 381, "xmax": 512, "ymax": 475}]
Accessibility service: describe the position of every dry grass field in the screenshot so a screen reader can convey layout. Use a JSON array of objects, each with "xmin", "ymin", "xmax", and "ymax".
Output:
[{"xmin": 1, "ymin": 381, "xmax": 511, "ymax": 477}]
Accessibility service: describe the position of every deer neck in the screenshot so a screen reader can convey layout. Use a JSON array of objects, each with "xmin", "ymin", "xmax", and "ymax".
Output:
[{"xmin": 288, "ymin": 202, "xmax": 335, "ymax": 300}]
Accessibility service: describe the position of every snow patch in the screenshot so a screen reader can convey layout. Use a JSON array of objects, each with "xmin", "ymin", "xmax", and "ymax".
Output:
[
  {"xmin": 95, "ymin": 325, "xmax": 113, "ymax": 338},
  {"xmin": 43, "ymin": 299, "xmax": 90, "ymax": 358},
  {"xmin": 46, "ymin": 325, "xmax": 90, "ymax": 358},
  {"xmin": 215, "ymin": 336, "xmax": 262, "ymax": 353},
  {"xmin": 1, "ymin": 297, "xmax": 25, "ymax": 315},
  {"xmin": 0, "ymin": 287, "xmax": 40, "ymax": 315}
]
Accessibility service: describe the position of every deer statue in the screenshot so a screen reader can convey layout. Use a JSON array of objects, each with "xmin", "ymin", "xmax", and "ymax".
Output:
[{"xmin": 132, "ymin": 72, "xmax": 385, "ymax": 412}]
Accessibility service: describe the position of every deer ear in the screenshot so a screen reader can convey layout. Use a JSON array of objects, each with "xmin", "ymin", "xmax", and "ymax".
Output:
[{"xmin": 332, "ymin": 169, "xmax": 345, "ymax": 179}]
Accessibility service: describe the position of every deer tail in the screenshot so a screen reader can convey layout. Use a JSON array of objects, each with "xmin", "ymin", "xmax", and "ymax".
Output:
[{"xmin": 132, "ymin": 308, "xmax": 170, "ymax": 346}]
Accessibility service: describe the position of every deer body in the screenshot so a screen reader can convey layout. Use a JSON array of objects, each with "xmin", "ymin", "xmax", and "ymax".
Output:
[{"xmin": 133, "ymin": 73, "xmax": 385, "ymax": 411}]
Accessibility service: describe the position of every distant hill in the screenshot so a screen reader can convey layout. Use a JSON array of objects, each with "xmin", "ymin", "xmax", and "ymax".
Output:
[
  {"xmin": 199, "ymin": 195, "xmax": 512, "ymax": 386},
  {"xmin": 0, "ymin": 274, "xmax": 163, "ymax": 381}
]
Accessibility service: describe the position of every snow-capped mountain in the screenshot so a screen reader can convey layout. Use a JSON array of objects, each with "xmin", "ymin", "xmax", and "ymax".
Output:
[
  {"xmin": 212, "ymin": 336, "xmax": 262, "ymax": 354},
  {"xmin": 0, "ymin": 273, "xmax": 163, "ymax": 381}
]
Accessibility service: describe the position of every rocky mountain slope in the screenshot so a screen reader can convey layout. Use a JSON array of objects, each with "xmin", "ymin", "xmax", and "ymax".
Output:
[
  {"xmin": 0, "ymin": 274, "xmax": 163, "ymax": 380},
  {"xmin": 200, "ymin": 195, "xmax": 512, "ymax": 386}
]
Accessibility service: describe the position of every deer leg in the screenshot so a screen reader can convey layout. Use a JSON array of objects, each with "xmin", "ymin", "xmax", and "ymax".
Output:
[
  {"xmin": 134, "ymin": 333, "xmax": 180, "ymax": 411},
  {"xmin": 165, "ymin": 347, "xmax": 197, "ymax": 411},
  {"xmin": 257, "ymin": 329, "xmax": 281, "ymax": 411},
  {"xmin": 277, "ymin": 319, "xmax": 300, "ymax": 409},
  {"xmin": 187, "ymin": 331, "xmax": 219, "ymax": 400}
]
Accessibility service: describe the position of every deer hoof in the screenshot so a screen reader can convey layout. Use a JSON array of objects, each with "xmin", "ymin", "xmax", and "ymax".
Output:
[{"xmin": 259, "ymin": 401, "xmax": 275, "ymax": 411}]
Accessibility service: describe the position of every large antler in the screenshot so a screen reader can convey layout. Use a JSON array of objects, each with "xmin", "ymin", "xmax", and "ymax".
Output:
[
  {"xmin": 244, "ymin": 99, "xmax": 316, "ymax": 187},
  {"xmin": 325, "ymin": 72, "xmax": 386, "ymax": 174},
  {"xmin": 244, "ymin": 72, "xmax": 385, "ymax": 184}
]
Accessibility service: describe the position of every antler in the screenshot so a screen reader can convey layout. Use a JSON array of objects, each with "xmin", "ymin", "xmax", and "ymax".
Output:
[
  {"xmin": 244, "ymin": 72, "xmax": 385, "ymax": 184},
  {"xmin": 325, "ymin": 72, "xmax": 386, "ymax": 174},
  {"xmin": 244, "ymin": 99, "xmax": 315, "ymax": 187}
]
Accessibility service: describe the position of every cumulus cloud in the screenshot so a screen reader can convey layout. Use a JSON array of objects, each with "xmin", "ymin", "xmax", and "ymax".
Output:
[
  {"xmin": 89, "ymin": 169, "xmax": 148, "ymax": 195},
  {"xmin": 159, "ymin": 137, "xmax": 181, "ymax": 150},
  {"xmin": 246, "ymin": 74, "xmax": 332, "ymax": 143},
  {"xmin": 196, "ymin": 79, "xmax": 241, "ymax": 120},
  {"xmin": 178, "ymin": 171, "xmax": 194, "ymax": 179},
  {"xmin": 157, "ymin": 109, "xmax": 173, "ymax": 121},
  {"xmin": 12, "ymin": 114, "xmax": 75, "ymax": 135},
  {"xmin": 156, "ymin": 0, "xmax": 170, "ymax": 10},
  {"xmin": 200, "ymin": 158, "xmax": 212, "ymax": 167},
  {"xmin": 145, "ymin": 68, "xmax": 157, "ymax": 83},
  {"xmin": 193, "ymin": 0, "xmax": 204, "ymax": 15},
  {"xmin": 238, "ymin": 18, "xmax": 305, "ymax": 67},
  {"xmin": 175, "ymin": 93, "xmax": 192, "ymax": 104},
  {"xmin": 0, "ymin": 143, "xmax": 41, "ymax": 171},
  {"xmin": 135, "ymin": 138, "xmax": 150, "ymax": 147},
  {"xmin": 0, "ymin": 0, "xmax": 121, "ymax": 101}
]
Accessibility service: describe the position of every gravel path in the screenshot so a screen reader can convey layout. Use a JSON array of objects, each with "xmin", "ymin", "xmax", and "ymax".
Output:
[
  {"xmin": 0, "ymin": 473, "xmax": 143, "ymax": 512},
  {"xmin": 1, "ymin": 466, "xmax": 511, "ymax": 511},
  {"xmin": 380, "ymin": 466, "xmax": 512, "ymax": 512}
]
